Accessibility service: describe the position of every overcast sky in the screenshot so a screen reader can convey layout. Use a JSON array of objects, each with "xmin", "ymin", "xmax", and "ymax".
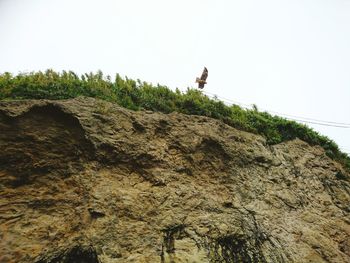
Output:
[{"xmin": 0, "ymin": 0, "xmax": 349, "ymax": 154}]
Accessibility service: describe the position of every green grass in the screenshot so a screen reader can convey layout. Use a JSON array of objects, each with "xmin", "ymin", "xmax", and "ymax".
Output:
[{"xmin": 1, "ymin": 69, "xmax": 349, "ymax": 171}]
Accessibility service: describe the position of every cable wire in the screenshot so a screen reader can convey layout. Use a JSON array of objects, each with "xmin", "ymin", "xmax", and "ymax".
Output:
[{"xmin": 202, "ymin": 91, "xmax": 350, "ymax": 129}]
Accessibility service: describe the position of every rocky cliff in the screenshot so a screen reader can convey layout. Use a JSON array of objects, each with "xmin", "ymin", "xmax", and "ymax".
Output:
[{"xmin": 0, "ymin": 97, "xmax": 349, "ymax": 263}]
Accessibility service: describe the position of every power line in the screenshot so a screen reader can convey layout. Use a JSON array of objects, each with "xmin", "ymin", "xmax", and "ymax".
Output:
[
  {"xmin": 264, "ymin": 110, "xmax": 350, "ymax": 126},
  {"xmin": 204, "ymin": 91, "xmax": 252, "ymax": 109},
  {"xmin": 278, "ymin": 118, "xmax": 350, "ymax": 128},
  {"xmin": 202, "ymin": 91, "xmax": 350, "ymax": 129},
  {"xmin": 204, "ymin": 90, "xmax": 350, "ymax": 127}
]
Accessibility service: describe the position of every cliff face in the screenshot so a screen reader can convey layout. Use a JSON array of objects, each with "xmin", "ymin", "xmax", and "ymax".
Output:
[{"xmin": 0, "ymin": 97, "xmax": 349, "ymax": 263}]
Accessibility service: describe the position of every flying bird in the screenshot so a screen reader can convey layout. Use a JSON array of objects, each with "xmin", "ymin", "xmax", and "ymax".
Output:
[{"xmin": 196, "ymin": 67, "xmax": 208, "ymax": 89}]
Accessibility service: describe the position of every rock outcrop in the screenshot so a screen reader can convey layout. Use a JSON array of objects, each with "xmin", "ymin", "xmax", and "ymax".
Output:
[{"xmin": 0, "ymin": 97, "xmax": 349, "ymax": 263}]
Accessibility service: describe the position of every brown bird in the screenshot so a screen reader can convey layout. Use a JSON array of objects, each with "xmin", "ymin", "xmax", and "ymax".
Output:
[{"xmin": 196, "ymin": 67, "xmax": 208, "ymax": 89}]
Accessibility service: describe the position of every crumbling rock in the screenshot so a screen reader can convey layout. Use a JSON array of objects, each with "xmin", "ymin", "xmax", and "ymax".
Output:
[{"xmin": 0, "ymin": 97, "xmax": 349, "ymax": 263}]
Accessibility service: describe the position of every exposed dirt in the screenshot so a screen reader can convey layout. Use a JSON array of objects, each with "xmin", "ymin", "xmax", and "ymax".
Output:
[{"xmin": 0, "ymin": 97, "xmax": 349, "ymax": 263}]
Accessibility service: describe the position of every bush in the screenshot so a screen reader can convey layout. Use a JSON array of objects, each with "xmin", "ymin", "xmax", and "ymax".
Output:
[{"xmin": 0, "ymin": 70, "xmax": 349, "ymax": 171}]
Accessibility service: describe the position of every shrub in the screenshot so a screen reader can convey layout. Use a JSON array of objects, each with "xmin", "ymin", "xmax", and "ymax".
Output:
[{"xmin": 0, "ymin": 70, "xmax": 349, "ymax": 171}]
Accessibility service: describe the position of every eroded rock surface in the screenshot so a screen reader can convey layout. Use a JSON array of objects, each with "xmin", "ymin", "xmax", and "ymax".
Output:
[{"xmin": 0, "ymin": 97, "xmax": 349, "ymax": 263}]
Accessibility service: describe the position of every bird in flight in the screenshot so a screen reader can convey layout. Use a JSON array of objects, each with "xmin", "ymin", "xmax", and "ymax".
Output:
[{"xmin": 196, "ymin": 67, "xmax": 208, "ymax": 89}]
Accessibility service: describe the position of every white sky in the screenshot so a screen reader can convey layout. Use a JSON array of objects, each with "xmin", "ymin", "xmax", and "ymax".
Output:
[{"xmin": 0, "ymin": 0, "xmax": 349, "ymax": 154}]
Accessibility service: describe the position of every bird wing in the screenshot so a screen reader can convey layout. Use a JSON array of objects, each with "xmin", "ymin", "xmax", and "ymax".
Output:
[{"xmin": 200, "ymin": 67, "xmax": 208, "ymax": 81}]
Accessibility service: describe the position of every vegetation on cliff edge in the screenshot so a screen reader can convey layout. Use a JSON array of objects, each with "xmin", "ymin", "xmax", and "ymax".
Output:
[{"xmin": 0, "ymin": 70, "xmax": 349, "ymax": 171}]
